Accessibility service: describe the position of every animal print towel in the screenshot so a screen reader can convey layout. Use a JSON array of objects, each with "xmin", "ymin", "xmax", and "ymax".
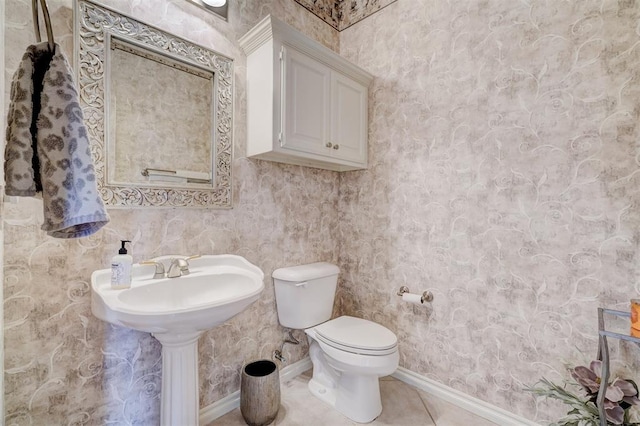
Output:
[{"xmin": 4, "ymin": 43, "xmax": 110, "ymax": 238}]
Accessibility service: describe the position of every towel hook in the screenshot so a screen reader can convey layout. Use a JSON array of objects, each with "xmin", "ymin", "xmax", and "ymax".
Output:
[{"xmin": 32, "ymin": 0, "xmax": 55, "ymax": 51}]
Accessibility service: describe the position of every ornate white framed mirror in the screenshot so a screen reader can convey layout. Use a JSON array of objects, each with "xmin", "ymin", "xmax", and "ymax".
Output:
[{"xmin": 74, "ymin": 0, "xmax": 233, "ymax": 208}]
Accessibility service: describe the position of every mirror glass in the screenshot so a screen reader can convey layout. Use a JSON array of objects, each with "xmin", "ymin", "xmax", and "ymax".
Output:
[
  {"xmin": 108, "ymin": 38, "xmax": 214, "ymax": 188},
  {"xmin": 75, "ymin": 0, "xmax": 233, "ymax": 208}
]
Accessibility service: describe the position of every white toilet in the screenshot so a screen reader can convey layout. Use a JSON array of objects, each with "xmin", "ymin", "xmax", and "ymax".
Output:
[{"xmin": 273, "ymin": 262, "xmax": 399, "ymax": 423}]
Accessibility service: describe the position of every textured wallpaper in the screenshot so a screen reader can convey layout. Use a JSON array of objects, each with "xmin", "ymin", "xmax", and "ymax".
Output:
[
  {"xmin": 3, "ymin": 0, "xmax": 339, "ymax": 424},
  {"xmin": 338, "ymin": 0, "xmax": 640, "ymax": 422}
]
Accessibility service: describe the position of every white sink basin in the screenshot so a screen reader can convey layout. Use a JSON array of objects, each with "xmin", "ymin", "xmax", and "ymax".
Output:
[{"xmin": 91, "ymin": 254, "xmax": 264, "ymax": 334}]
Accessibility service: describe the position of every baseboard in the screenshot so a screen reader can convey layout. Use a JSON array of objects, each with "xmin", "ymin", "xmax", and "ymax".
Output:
[
  {"xmin": 199, "ymin": 390, "xmax": 240, "ymax": 425},
  {"xmin": 199, "ymin": 357, "xmax": 313, "ymax": 424},
  {"xmin": 392, "ymin": 367, "xmax": 540, "ymax": 426},
  {"xmin": 279, "ymin": 356, "xmax": 313, "ymax": 382}
]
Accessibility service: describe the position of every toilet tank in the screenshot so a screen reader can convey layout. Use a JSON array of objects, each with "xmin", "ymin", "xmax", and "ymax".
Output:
[{"xmin": 272, "ymin": 262, "xmax": 340, "ymax": 329}]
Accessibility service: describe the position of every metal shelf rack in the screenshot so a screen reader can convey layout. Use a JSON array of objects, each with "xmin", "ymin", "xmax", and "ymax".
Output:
[{"xmin": 597, "ymin": 308, "xmax": 640, "ymax": 426}]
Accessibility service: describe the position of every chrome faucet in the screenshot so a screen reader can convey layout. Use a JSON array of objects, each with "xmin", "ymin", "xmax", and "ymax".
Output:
[
  {"xmin": 167, "ymin": 258, "xmax": 189, "ymax": 278},
  {"xmin": 140, "ymin": 260, "xmax": 166, "ymax": 279},
  {"xmin": 167, "ymin": 255, "xmax": 201, "ymax": 278}
]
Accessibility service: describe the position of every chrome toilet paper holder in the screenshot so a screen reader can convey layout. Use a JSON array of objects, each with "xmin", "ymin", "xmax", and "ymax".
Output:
[{"xmin": 397, "ymin": 286, "xmax": 434, "ymax": 303}]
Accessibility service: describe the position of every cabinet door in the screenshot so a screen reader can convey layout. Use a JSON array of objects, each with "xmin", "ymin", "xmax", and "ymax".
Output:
[
  {"xmin": 330, "ymin": 72, "xmax": 367, "ymax": 164},
  {"xmin": 281, "ymin": 46, "xmax": 332, "ymax": 157}
]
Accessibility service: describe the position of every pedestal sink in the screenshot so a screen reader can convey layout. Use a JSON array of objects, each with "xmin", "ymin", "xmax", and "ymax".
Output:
[{"xmin": 91, "ymin": 254, "xmax": 264, "ymax": 426}]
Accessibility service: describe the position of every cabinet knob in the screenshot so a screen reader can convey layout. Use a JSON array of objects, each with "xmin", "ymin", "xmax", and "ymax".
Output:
[
  {"xmin": 333, "ymin": 144, "xmax": 340, "ymax": 150},
  {"xmin": 325, "ymin": 142, "xmax": 333, "ymax": 148}
]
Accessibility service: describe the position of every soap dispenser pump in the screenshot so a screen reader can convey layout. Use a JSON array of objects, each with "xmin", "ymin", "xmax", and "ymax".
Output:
[{"xmin": 111, "ymin": 240, "xmax": 133, "ymax": 289}]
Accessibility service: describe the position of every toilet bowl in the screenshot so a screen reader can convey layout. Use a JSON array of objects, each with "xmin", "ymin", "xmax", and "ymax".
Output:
[
  {"xmin": 272, "ymin": 263, "xmax": 399, "ymax": 423},
  {"xmin": 305, "ymin": 316, "xmax": 399, "ymax": 423}
]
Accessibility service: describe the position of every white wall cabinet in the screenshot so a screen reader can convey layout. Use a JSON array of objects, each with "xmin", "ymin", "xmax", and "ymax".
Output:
[{"xmin": 240, "ymin": 15, "xmax": 372, "ymax": 171}]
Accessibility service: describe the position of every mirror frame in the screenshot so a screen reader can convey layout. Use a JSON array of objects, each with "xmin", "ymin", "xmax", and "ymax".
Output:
[{"xmin": 74, "ymin": 0, "xmax": 233, "ymax": 208}]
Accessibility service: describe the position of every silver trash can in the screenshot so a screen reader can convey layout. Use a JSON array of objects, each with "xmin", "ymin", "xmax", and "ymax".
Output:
[{"xmin": 240, "ymin": 360, "xmax": 280, "ymax": 426}]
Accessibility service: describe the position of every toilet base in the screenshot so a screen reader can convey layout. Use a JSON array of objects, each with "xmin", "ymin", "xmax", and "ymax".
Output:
[
  {"xmin": 308, "ymin": 376, "xmax": 337, "ymax": 411},
  {"xmin": 309, "ymin": 373, "xmax": 382, "ymax": 423},
  {"xmin": 307, "ymin": 337, "xmax": 384, "ymax": 423}
]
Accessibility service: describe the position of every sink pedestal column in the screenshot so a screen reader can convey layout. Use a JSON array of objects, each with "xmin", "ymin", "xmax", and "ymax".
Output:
[{"xmin": 153, "ymin": 332, "xmax": 203, "ymax": 426}]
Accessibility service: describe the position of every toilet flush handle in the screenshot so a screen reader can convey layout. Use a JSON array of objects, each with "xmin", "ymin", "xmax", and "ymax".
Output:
[{"xmin": 295, "ymin": 281, "xmax": 308, "ymax": 287}]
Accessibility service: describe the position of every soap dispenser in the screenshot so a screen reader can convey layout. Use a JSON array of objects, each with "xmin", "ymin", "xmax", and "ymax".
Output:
[{"xmin": 111, "ymin": 240, "xmax": 132, "ymax": 289}]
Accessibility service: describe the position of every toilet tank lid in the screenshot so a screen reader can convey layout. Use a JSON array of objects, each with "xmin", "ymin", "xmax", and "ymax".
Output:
[{"xmin": 272, "ymin": 262, "xmax": 339, "ymax": 282}]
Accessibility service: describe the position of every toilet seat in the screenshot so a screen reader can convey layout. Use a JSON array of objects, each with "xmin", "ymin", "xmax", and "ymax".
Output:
[{"xmin": 313, "ymin": 316, "xmax": 397, "ymax": 356}]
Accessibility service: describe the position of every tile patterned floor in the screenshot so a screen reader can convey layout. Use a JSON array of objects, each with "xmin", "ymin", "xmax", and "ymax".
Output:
[{"xmin": 209, "ymin": 371, "xmax": 499, "ymax": 426}]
